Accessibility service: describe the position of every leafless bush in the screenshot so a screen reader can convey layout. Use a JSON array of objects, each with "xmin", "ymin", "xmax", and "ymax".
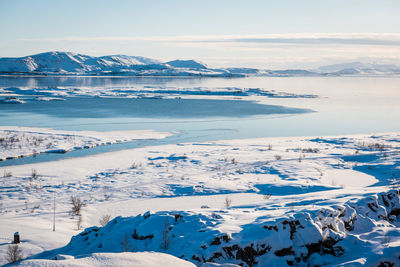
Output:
[
  {"xmin": 224, "ymin": 197, "xmax": 232, "ymax": 208},
  {"xmin": 99, "ymin": 214, "xmax": 111, "ymax": 227},
  {"xmin": 302, "ymin": 148, "xmax": 319, "ymax": 153},
  {"xmin": 263, "ymin": 194, "xmax": 272, "ymax": 200},
  {"xmin": 274, "ymin": 155, "xmax": 282, "ymax": 160},
  {"xmin": 231, "ymin": 158, "xmax": 237, "ymax": 164},
  {"xmin": 357, "ymin": 142, "xmax": 387, "ymax": 151},
  {"xmin": 130, "ymin": 162, "xmax": 138, "ymax": 169},
  {"xmin": 5, "ymin": 244, "xmax": 23, "ymax": 263},
  {"xmin": 267, "ymin": 144, "xmax": 272, "ymax": 150},
  {"xmin": 3, "ymin": 170, "xmax": 12, "ymax": 178},
  {"xmin": 31, "ymin": 169, "xmax": 39, "ymax": 180},
  {"xmin": 71, "ymin": 196, "xmax": 83, "ymax": 215},
  {"xmin": 76, "ymin": 215, "xmax": 82, "ymax": 230}
]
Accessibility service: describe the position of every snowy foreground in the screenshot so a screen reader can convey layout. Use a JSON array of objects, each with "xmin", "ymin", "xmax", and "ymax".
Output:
[
  {"xmin": 0, "ymin": 127, "xmax": 171, "ymax": 161},
  {"xmin": 1, "ymin": 132, "xmax": 400, "ymax": 266}
]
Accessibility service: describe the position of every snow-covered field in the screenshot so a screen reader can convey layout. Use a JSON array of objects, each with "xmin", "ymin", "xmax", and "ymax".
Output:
[
  {"xmin": 0, "ymin": 127, "xmax": 171, "ymax": 161},
  {"xmin": 1, "ymin": 131, "xmax": 399, "ymax": 266}
]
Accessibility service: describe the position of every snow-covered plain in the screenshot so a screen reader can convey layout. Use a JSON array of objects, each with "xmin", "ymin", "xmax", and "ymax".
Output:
[
  {"xmin": 0, "ymin": 127, "xmax": 171, "ymax": 161},
  {"xmin": 1, "ymin": 132, "xmax": 399, "ymax": 266}
]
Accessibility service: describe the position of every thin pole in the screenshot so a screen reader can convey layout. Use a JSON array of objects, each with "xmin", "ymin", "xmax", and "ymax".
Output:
[{"xmin": 53, "ymin": 192, "xmax": 55, "ymax": 231}]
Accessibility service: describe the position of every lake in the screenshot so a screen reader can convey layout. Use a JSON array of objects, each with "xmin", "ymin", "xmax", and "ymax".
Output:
[{"xmin": 0, "ymin": 75, "xmax": 399, "ymax": 166}]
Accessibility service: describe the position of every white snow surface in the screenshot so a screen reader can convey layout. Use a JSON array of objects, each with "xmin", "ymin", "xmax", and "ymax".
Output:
[
  {"xmin": 0, "ymin": 126, "xmax": 171, "ymax": 160},
  {"xmin": 1, "ymin": 132, "xmax": 400, "ymax": 266},
  {"xmin": 13, "ymin": 252, "xmax": 196, "ymax": 267},
  {"xmin": 166, "ymin": 59, "xmax": 208, "ymax": 69}
]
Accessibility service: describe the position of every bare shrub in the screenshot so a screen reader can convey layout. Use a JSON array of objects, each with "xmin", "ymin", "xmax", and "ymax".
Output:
[
  {"xmin": 357, "ymin": 142, "xmax": 387, "ymax": 151},
  {"xmin": 31, "ymin": 169, "xmax": 39, "ymax": 180},
  {"xmin": 274, "ymin": 155, "xmax": 282, "ymax": 160},
  {"xmin": 3, "ymin": 170, "xmax": 12, "ymax": 178},
  {"xmin": 76, "ymin": 215, "xmax": 82, "ymax": 230},
  {"xmin": 302, "ymin": 148, "xmax": 319, "ymax": 153},
  {"xmin": 99, "ymin": 214, "xmax": 111, "ymax": 227},
  {"xmin": 224, "ymin": 197, "xmax": 232, "ymax": 209},
  {"xmin": 267, "ymin": 144, "xmax": 272, "ymax": 150},
  {"xmin": 71, "ymin": 196, "xmax": 83, "ymax": 215},
  {"xmin": 130, "ymin": 162, "xmax": 138, "ymax": 169},
  {"xmin": 263, "ymin": 194, "xmax": 272, "ymax": 200},
  {"xmin": 5, "ymin": 244, "xmax": 23, "ymax": 263}
]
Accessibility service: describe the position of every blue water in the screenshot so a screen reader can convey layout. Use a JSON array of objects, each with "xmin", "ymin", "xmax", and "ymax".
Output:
[{"xmin": 1, "ymin": 76, "xmax": 399, "ymax": 166}]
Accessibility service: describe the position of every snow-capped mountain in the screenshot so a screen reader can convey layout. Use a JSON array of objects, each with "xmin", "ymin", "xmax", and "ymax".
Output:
[
  {"xmin": 317, "ymin": 62, "xmax": 400, "ymax": 75},
  {"xmin": 0, "ymin": 52, "xmax": 238, "ymax": 77},
  {"xmin": 0, "ymin": 52, "xmax": 165, "ymax": 73},
  {"xmin": 166, "ymin": 60, "xmax": 207, "ymax": 69}
]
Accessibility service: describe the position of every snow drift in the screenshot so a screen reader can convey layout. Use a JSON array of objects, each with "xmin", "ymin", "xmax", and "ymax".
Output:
[{"xmin": 28, "ymin": 190, "xmax": 400, "ymax": 266}]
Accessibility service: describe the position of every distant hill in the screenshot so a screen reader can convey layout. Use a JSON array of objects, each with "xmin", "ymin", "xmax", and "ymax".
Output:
[
  {"xmin": 317, "ymin": 62, "xmax": 400, "ymax": 75},
  {"xmin": 166, "ymin": 59, "xmax": 207, "ymax": 69}
]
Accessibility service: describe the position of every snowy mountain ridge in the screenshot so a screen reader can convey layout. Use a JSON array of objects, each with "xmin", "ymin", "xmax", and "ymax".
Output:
[
  {"xmin": 0, "ymin": 52, "xmax": 399, "ymax": 76},
  {"xmin": 0, "ymin": 51, "xmax": 236, "ymax": 77}
]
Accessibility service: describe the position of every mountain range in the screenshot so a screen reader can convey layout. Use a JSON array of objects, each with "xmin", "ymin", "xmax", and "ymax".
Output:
[{"xmin": 0, "ymin": 51, "xmax": 399, "ymax": 77}]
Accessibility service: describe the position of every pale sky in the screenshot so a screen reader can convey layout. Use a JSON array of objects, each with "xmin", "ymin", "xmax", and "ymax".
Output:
[{"xmin": 1, "ymin": 0, "xmax": 400, "ymax": 69}]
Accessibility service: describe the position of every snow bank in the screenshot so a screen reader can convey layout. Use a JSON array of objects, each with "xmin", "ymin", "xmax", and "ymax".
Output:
[
  {"xmin": 28, "ymin": 190, "xmax": 400, "ymax": 266},
  {"xmin": 14, "ymin": 252, "xmax": 196, "ymax": 267},
  {"xmin": 0, "ymin": 126, "xmax": 171, "ymax": 161}
]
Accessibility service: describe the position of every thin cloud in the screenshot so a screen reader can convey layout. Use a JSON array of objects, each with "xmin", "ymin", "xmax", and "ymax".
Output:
[{"xmin": 19, "ymin": 33, "xmax": 400, "ymax": 46}]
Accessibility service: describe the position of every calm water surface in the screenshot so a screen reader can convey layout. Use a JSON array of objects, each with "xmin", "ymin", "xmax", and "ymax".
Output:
[{"xmin": 0, "ymin": 76, "xmax": 399, "ymax": 166}]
